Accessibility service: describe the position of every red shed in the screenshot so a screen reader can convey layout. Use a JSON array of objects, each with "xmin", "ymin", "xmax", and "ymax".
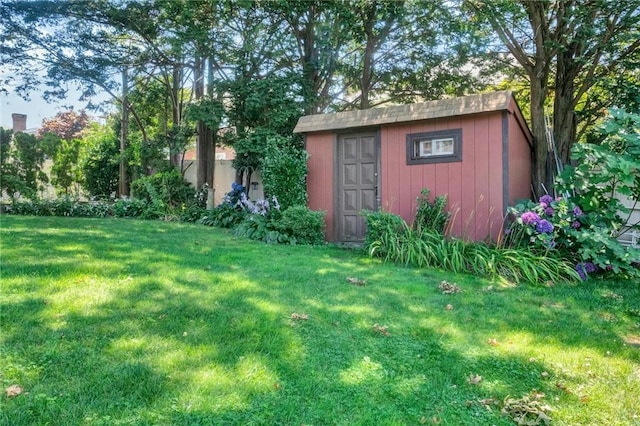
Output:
[{"xmin": 293, "ymin": 91, "xmax": 533, "ymax": 243}]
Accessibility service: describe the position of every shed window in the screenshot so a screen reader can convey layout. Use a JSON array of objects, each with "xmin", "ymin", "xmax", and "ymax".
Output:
[{"xmin": 407, "ymin": 129, "xmax": 462, "ymax": 164}]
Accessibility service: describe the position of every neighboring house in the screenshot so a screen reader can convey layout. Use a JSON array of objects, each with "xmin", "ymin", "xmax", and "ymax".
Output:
[{"xmin": 293, "ymin": 91, "xmax": 533, "ymax": 243}]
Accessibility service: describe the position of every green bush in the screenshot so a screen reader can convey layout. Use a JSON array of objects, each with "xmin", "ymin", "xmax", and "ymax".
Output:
[
  {"xmin": 261, "ymin": 136, "xmax": 308, "ymax": 210},
  {"xmin": 234, "ymin": 214, "xmax": 288, "ymax": 244},
  {"xmin": 198, "ymin": 203, "xmax": 246, "ymax": 228},
  {"xmin": 361, "ymin": 210, "xmax": 406, "ymax": 254},
  {"xmin": 414, "ymin": 188, "xmax": 450, "ymax": 234},
  {"xmin": 81, "ymin": 128, "xmax": 119, "ymax": 199},
  {"xmin": 554, "ymin": 108, "xmax": 640, "ymax": 277},
  {"xmin": 131, "ymin": 170, "xmax": 196, "ymax": 211},
  {"xmin": 274, "ymin": 206, "xmax": 326, "ymax": 245},
  {"xmin": 503, "ymin": 108, "xmax": 640, "ymax": 280},
  {"xmin": 7, "ymin": 198, "xmax": 114, "ymax": 218},
  {"xmin": 113, "ymin": 198, "xmax": 148, "ymax": 218}
]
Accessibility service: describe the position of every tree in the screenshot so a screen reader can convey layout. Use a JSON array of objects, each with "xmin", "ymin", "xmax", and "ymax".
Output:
[
  {"xmin": 38, "ymin": 110, "xmax": 90, "ymax": 141},
  {"xmin": 81, "ymin": 122, "xmax": 120, "ymax": 199},
  {"xmin": 0, "ymin": 131, "xmax": 48, "ymax": 200},
  {"xmin": 465, "ymin": 0, "xmax": 640, "ymax": 196}
]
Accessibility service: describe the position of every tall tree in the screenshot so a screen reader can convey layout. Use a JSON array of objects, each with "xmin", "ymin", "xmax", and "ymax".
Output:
[{"xmin": 465, "ymin": 0, "xmax": 640, "ymax": 196}]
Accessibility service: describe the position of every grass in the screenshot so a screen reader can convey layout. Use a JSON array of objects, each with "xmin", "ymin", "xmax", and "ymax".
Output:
[{"xmin": 1, "ymin": 216, "xmax": 639, "ymax": 425}]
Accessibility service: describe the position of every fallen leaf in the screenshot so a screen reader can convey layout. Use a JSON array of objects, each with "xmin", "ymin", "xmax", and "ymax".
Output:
[
  {"xmin": 373, "ymin": 323, "xmax": 389, "ymax": 336},
  {"xmin": 346, "ymin": 277, "xmax": 366, "ymax": 286},
  {"xmin": 438, "ymin": 280, "xmax": 461, "ymax": 294},
  {"xmin": 502, "ymin": 394, "xmax": 552, "ymax": 426},
  {"xmin": 467, "ymin": 374, "xmax": 482, "ymax": 385},
  {"xmin": 623, "ymin": 335, "xmax": 640, "ymax": 347},
  {"xmin": 445, "ymin": 304, "xmax": 454, "ymax": 311},
  {"xmin": 540, "ymin": 371, "xmax": 549, "ymax": 378},
  {"xmin": 5, "ymin": 385, "xmax": 23, "ymax": 398},
  {"xmin": 290, "ymin": 313, "xmax": 309, "ymax": 320},
  {"xmin": 479, "ymin": 398, "xmax": 499, "ymax": 407},
  {"xmin": 556, "ymin": 382, "xmax": 572, "ymax": 394},
  {"xmin": 531, "ymin": 390, "xmax": 545, "ymax": 399},
  {"xmin": 488, "ymin": 338, "xmax": 499, "ymax": 346}
]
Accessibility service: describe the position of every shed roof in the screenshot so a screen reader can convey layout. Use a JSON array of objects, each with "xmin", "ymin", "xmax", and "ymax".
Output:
[{"xmin": 293, "ymin": 91, "xmax": 517, "ymax": 133}]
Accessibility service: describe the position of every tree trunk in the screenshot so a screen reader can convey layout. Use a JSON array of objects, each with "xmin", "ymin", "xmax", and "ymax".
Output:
[
  {"xmin": 553, "ymin": 43, "xmax": 580, "ymax": 168},
  {"xmin": 194, "ymin": 55, "xmax": 208, "ymax": 189},
  {"xmin": 360, "ymin": 16, "xmax": 375, "ymax": 110},
  {"xmin": 206, "ymin": 55, "xmax": 216, "ymax": 203},
  {"xmin": 524, "ymin": 1, "xmax": 554, "ymax": 198},
  {"xmin": 119, "ymin": 66, "xmax": 130, "ymax": 197},
  {"xmin": 169, "ymin": 63, "xmax": 181, "ymax": 168}
]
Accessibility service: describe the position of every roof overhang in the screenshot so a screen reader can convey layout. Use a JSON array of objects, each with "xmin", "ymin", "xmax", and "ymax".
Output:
[{"xmin": 294, "ymin": 91, "xmax": 517, "ymax": 134}]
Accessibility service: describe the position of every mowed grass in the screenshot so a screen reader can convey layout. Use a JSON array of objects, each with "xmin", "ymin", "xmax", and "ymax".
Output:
[{"xmin": 1, "ymin": 216, "xmax": 639, "ymax": 425}]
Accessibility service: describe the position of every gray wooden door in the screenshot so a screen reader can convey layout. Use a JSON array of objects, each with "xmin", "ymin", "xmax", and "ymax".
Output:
[{"xmin": 336, "ymin": 132, "xmax": 379, "ymax": 241}]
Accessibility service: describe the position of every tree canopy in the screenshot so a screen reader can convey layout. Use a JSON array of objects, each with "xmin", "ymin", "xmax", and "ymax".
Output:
[{"xmin": 1, "ymin": 0, "xmax": 638, "ymax": 195}]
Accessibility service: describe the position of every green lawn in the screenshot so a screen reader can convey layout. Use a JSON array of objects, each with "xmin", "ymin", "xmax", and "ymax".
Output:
[{"xmin": 1, "ymin": 216, "xmax": 639, "ymax": 425}]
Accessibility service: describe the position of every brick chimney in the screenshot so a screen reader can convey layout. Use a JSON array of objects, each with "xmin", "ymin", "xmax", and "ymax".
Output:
[{"xmin": 12, "ymin": 113, "xmax": 27, "ymax": 133}]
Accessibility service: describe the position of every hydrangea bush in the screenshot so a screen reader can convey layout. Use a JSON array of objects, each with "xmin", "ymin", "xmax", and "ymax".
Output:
[
  {"xmin": 505, "ymin": 109, "xmax": 640, "ymax": 281},
  {"xmin": 505, "ymin": 195, "xmax": 638, "ymax": 280}
]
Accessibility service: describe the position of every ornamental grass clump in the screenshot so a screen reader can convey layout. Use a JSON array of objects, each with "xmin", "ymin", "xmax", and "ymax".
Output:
[{"xmin": 362, "ymin": 189, "xmax": 579, "ymax": 285}]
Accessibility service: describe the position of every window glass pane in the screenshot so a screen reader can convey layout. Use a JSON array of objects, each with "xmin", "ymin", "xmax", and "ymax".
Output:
[
  {"xmin": 433, "ymin": 138, "xmax": 454, "ymax": 155},
  {"xmin": 419, "ymin": 140, "xmax": 432, "ymax": 156}
]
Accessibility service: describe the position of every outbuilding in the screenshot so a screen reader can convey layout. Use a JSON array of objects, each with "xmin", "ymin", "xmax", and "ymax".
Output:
[{"xmin": 293, "ymin": 91, "xmax": 533, "ymax": 243}]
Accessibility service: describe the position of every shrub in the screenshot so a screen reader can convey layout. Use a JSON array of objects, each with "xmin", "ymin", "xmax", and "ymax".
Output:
[
  {"xmin": 361, "ymin": 210, "xmax": 406, "ymax": 255},
  {"xmin": 274, "ymin": 206, "xmax": 326, "ymax": 245},
  {"xmin": 198, "ymin": 203, "xmax": 246, "ymax": 228},
  {"xmin": 504, "ymin": 195, "xmax": 640, "ymax": 280},
  {"xmin": 261, "ymin": 136, "xmax": 308, "ymax": 210},
  {"xmin": 504, "ymin": 108, "xmax": 640, "ymax": 280},
  {"xmin": 86, "ymin": 202, "xmax": 113, "ymax": 218},
  {"xmin": 234, "ymin": 213, "xmax": 287, "ymax": 244},
  {"xmin": 113, "ymin": 198, "xmax": 148, "ymax": 218},
  {"xmin": 179, "ymin": 205, "xmax": 207, "ymax": 223},
  {"xmin": 7, "ymin": 198, "xmax": 114, "ymax": 218},
  {"xmin": 131, "ymin": 169, "xmax": 196, "ymax": 212},
  {"xmin": 414, "ymin": 188, "xmax": 450, "ymax": 234}
]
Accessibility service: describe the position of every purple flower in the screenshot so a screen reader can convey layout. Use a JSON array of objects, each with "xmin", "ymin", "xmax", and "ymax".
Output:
[
  {"xmin": 521, "ymin": 211, "xmax": 540, "ymax": 225},
  {"xmin": 535, "ymin": 219, "xmax": 554, "ymax": 234},
  {"xmin": 575, "ymin": 264, "xmax": 587, "ymax": 281},
  {"xmin": 539, "ymin": 195, "xmax": 553, "ymax": 205},
  {"xmin": 576, "ymin": 262, "xmax": 597, "ymax": 280},
  {"xmin": 571, "ymin": 220, "xmax": 581, "ymax": 229},
  {"xmin": 544, "ymin": 207, "xmax": 554, "ymax": 216},
  {"xmin": 572, "ymin": 206, "xmax": 583, "ymax": 217}
]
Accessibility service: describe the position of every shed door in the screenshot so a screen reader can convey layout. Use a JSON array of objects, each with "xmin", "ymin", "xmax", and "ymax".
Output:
[{"xmin": 336, "ymin": 132, "xmax": 379, "ymax": 242}]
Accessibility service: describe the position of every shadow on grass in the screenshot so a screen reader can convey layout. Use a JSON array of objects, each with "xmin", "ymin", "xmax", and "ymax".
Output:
[{"xmin": 1, "ymin": 216, "xmax": 638, "ymax": 424}]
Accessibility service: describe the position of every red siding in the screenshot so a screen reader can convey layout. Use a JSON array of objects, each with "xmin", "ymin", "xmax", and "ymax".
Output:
[
  {"xmin": 507, "ymin": 99, "xmax": 533, "ymax": 206},
  {"xmin": 379, "ymin": 113, "xmax": 508, "ymax": 241},
  {"xmin": 306, "ymin": 132, "xmax": 335, "ymax": 240}
]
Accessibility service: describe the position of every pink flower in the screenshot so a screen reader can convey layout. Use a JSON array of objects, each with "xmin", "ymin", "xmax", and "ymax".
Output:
[{"xmin": 521, "ymin": 211, "xmax": 540, "ymax": 225}]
